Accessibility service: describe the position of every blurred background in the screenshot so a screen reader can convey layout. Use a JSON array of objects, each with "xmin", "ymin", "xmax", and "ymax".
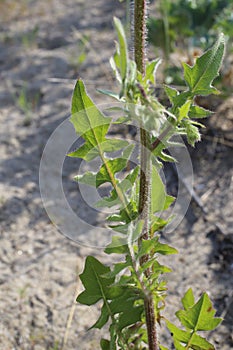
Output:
[{"xmin": 0, "ymin": 0, "xmax": 232, "ymax": 349}]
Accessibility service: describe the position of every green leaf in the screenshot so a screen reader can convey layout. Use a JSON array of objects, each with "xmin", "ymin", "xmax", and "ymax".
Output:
[
  {"xmin": 159, "ymin": 151, "xmax": 177, "ymax": 163},
  {"xmin": 151, "ymin": 166, "xmax": 167, "ymax": 213},
  {"xmin": 71, "ymin": 79, "xmax": 110, "ymax": 139},
  {"xmin": 68, "ymin": 142, "xmax": 99, "ymax": 161},
  {"xmin": 138, "ymin": 237, "xmax": 178, "ymax": 258},
  {"xmin": 69, "ymin": 79, "xmax": 111, "ymax": 160},
  {"xmin": 113, "ymin": 17, "xmax": 128, "ymax": 83},
  {"xmin": 178, "ymin": 100, "xmax": 192, "ymax": 121},
  {"xmin": 150, "ymin": 217, "xmax": 169, "ymax": 234},
  {"xmin": 76, "ymin": 256, "xmax": 114, "ymax": 305},
  {"xmin": 118, "ymin": 305, "xmax": 143, "ymax": 330},
  {"xmin": 127, "ymin": 220, "xmax": 144, "ymax": 245},
  {"xmin": 176, "ymin": 292, "xmax": 222, "ymax": 332},
  {"xmin": 183, "ymin": 120, "xmax": 201, "ymax": 146},
  {"xmin": 181, "ymin": 288, "xmax": 195, "ymax": 311},
  {"xmin": 74, "ymin": 171, "xmax": 97, "ymax": 186},
  {"xmin": 173, "ymin": 339, "xmax": 186, "ymax": 350},
  {"xmin": 159, "ymin": 345, "xmax": 169, "ymax": 350},
  {"xmin": 189, "ymin": 105, "xmax": 211, "ymax": 119},
  {"xmin": 166, "ymin": 320, "xmax": 191, "ymax": 343},
  {"xmin": 191, "ymin": 333, "xmax": 215, "ymax": 350},
  {"xmin": 104, "ymin": 236, "xmax": 128, "ymax": 254},
  {"xmin": 154, "ymin": 240, "xmax": 178, "ymax": 255},
  {"xmin": 145, "ymin": 58, "xmax": 161, "ymax": 85},
  {"xmin": 183, "ymin": 34, "xmax": 225, "ymax": 96},
  {"xmin": 100, "ymin": 339, "xmax": 110, "ymax": 350},
  {"xmin": 103, "ymin": 260, "xmax": 131, "ymax": 278},
  {"xmin": 91, "ymin": 303, "xmax": 109, "ymax": 329},
  {"xmin": 97, "ymin": 89, "xmax": 121, "ymax": 100},
  {"xmin": 164, "ymin": 85, "xmax": 179, "ymax": 104},
  {"xmin": 101, "ymin": 139, "xmax": 129, "ymax": 152}
]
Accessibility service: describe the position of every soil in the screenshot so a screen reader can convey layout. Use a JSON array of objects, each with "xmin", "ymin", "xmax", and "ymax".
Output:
[{"xmin": 0, "ymin": 1, "xmax": 232, "ymax": 349}]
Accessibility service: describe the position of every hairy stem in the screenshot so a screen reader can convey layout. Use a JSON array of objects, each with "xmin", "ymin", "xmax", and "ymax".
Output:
[{"xmin": 134, "ymin": 1, "xmax": 158, "ymax": 349}]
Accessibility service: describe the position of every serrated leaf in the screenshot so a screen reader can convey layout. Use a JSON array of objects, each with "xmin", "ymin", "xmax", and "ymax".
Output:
[
  {"xmin": 69, "ymin": 79, "xmax": 111, "ymax": 160},
  {"xmin": 181, "ymin": 288, "xmax": 195, "ymax": 311},
  {"xmin": 96, "ymin": 158, "xmax": 127, "ymax": 187},
  {"xmin": 183, "ymin": 34, "xmax": 225, "ymax": 96},
  {"xmin": 71, "ymin": 79, "xmax": 110, "ymax": 141},
  {"xmin": 76, "ymin": 256, "xmax": 114, "ymax": 305},
  {"xmin": 176, "ymin": 292, "xmax": 222, "ymax": 332},
  {"xmin": 95, "ymin": 144, "xmax": 134, "ymax": 187}
]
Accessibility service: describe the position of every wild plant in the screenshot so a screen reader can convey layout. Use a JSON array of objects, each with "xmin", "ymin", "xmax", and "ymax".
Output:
[{"xmin": 68, "ymin": 1, "xmax": 225, "ymax": 348}]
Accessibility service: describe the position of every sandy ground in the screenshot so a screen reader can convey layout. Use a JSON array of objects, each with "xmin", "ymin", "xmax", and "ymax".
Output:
[{"xmin": 0, "ymin": 1, "xmax": 232, "ymax": 349}]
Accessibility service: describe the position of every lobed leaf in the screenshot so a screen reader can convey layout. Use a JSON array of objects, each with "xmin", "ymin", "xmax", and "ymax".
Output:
[
  {"xmin": 69, "ymin": 79, "xmax": 111, "ymax": 160},
  {"xmin": 176, "ymin": 292, "xmax": 222, "ymax": 332},
  {"xmin": 76, "ymin": 256, "xmax": 114, "ymax": 306}
]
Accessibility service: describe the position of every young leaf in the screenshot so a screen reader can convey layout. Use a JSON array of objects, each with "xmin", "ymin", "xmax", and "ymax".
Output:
[
  {"xmin": 164, "ymin": 85, "xmax": 179, "ymax": 105},
  {"xmin": 113, "ymin": 17, "xmax": 128, "ymax": 84},
  {"xmin": 181, "ymin": 288, "xmax": 195, "ymax": 311},
  {"xmin": 183, "ymin": 34, "xmax": 225, "ymax": 96},
  {"xmin": 145, "ymin": 58, "xmax": 161, "ymax": 85},
  {"xmin": 189, "ymin": 105, "xmax": 212, "ymax": 119},
  {"xmin": 178, "ymin": 100, "xmax": 192, "ymax": 121},
  {"xmin": 176, "ymin": 292, "xmax": 222, "ymax": 332}
]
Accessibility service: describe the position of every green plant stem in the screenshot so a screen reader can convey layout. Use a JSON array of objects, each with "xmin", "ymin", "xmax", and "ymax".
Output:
[{"xmin": 134, "ymin": 1, "xmax": 158, "ymax": 349}]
